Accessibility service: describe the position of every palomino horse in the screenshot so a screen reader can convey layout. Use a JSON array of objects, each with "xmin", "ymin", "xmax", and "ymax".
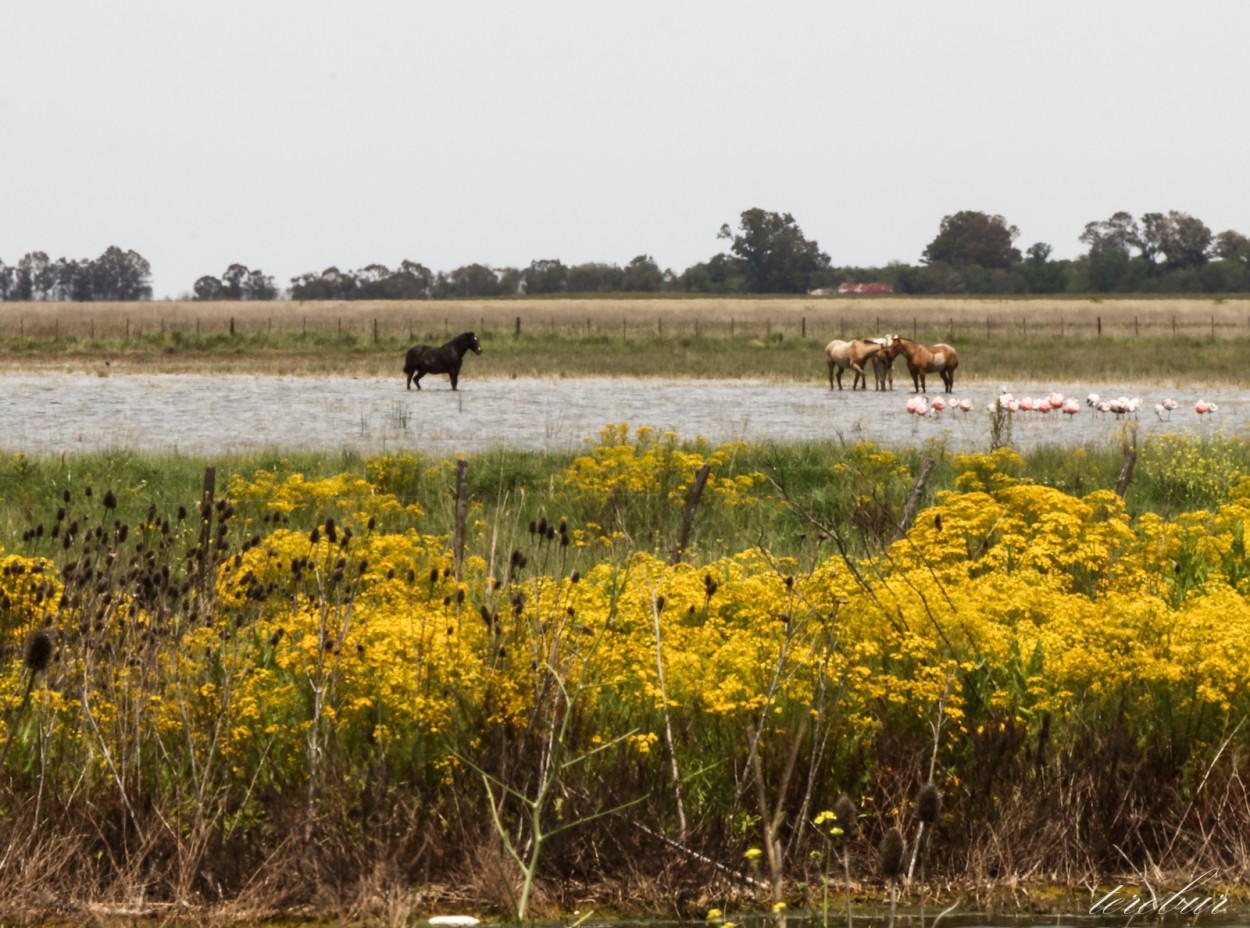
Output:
[
  {"xmin": 869, "ymin": 335, "xmax": 898, "ymax": 390},
  {"xmin": 886, "ymin": 336, "xmax": 958, "ymax": 393},
  {"xmin": 824, "ymin": 338, "xmax": 884, "ymax": 390},
  {"xmin": 404, "ymin": 331, "xmax": 482, "ymax": 390}
]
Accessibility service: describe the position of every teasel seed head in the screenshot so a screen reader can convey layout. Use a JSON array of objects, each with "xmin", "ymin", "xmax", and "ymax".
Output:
[
  {"xmin": 23, "ymin": 629, "xmax": 53, "ymax": 673},
  {"xmin": 878, "ymin": 827, "xmax": 904, "ymax": 880},
  {"xmin": 834, "ymin": 794, "xmax": 858, "ymax": 837},
  {"xmin": 917, "ymin": 781, "xmax": 942, "ymax": 825}
]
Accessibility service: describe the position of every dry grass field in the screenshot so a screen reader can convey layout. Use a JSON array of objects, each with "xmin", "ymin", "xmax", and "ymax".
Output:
[
  {"xmin": 3, "ymin": 295, "xmax": 1250, "ymax": 338},
  {"xmin": 2, "ymin": 296, "xmax": 1250, "ymax": 380}
]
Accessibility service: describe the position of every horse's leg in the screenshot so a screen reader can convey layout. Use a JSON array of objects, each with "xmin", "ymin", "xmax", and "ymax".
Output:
[
  {"xmin": 414, "ymin": 370, "xmax": 424, "ymax": 390},
  {"xmin": 827, "ymin": 360, "xmax": 835, "ymax": 391},
  {"xmin": 449, "ymin": 365, "xmax": 460, "ymax": 390}
]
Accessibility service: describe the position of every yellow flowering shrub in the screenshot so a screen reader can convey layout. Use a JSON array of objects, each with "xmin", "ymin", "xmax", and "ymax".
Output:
[{"xmin": 14, "ymin": 438, "xmax": 1250, "ymax": 877}]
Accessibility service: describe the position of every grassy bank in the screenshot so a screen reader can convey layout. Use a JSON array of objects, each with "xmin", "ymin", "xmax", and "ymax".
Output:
[
  {"xmin": 1, "ymin": 296, "xmax": 1250, "ymax": 382},
  {"xmin": 1, "ymin": 430, "xmax": 1250, "ymax": 921}
]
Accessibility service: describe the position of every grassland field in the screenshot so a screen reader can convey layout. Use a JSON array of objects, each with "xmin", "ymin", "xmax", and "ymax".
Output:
[
  {"xmin": 1, "ymin": 299, "xmax": 1250, "ymax": 920},
  {"xmin": 1, "ymin": 296, "xmax": 1249, "ymax": 381}
]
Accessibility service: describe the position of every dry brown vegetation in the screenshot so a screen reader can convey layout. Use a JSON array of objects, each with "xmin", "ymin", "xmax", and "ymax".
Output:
[{"xmin": 3, "ymin": 295, "xmax": 1250, "ymax": 340}]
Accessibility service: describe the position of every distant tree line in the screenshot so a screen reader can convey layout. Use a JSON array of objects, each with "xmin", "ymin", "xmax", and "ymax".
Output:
[
  {"xmin": 6, "ymin": 208, "xmax": 1250, "ymax": 301},
  {"xmin": 0, "ymin": 247, "xmax": 152, "ymax": 301}
]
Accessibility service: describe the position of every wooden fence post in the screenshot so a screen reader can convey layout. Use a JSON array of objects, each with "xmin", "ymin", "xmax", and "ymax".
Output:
[
  {"xmin": 453, "ymin": 460, "xmax": 469, "ymax": 580},
  {"xmin": 1115, "ymin": 449, "xmax": 1137, "ymax": 499}
]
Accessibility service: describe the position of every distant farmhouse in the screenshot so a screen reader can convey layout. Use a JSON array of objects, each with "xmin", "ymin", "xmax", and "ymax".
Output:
[{"xmin": 808, "ymin": 283, "xmax": 895, "ymax": 296}]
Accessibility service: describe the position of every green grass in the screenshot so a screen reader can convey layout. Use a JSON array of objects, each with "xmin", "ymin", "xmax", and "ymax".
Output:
[
  {"xmin": 3, "ymin": 433, "xmax": 1244, "ymax": 575},
  {"xmin": 2, "ymin": 327, "xmax": 1247, "ymax": 383}
]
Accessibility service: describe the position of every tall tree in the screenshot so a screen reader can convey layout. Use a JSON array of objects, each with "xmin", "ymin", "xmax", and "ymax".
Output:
[
  {"xmin": 717, "ymin": 208, "xmax": 830, "ymax": 293},
  {"xmin": 567, "ymin": 262, "xmax": 624, "ymax": 293},
  {"xmin": 243, "ymin": 268, "xmax": 278, "ymax": 300},
  {"xmin": 290, "ymin": 266, "xmax": 359, "ymax": 300},
  {"xmin": 1016, "ymin": 242, "xmax": 1066, "ymax": 293},
  {"xmin": 1079, "ymin": 211, "xmax": 1140, "ymax": 257},
  {"xmin": 435, "ymin": 264, "xmax": 502, "ymax": 298},
  {"xmin": 15, "ymin": 251, "xmax": 53, "ymax": 300},
  {"xmin": 392, "ymin": 260, "xmax": 434, "ymax": 299},
  {"xmin": 193, "ymin": 275, "xmax": 224, "ymax": 300},
  {"xmin": 621, "ymin": 255, "xmax": 664, "ymax": 292},
  {"xmin": 1215, "ymin": 230, "xmax": 1250, "ymax": 265},
  {"xmin": 1158, "ymin": 210, "xmax": 1213, "ymax": 269},
  {"xmin": 89, "ymin": 246, "xmax": 152, "ymax": 300},
  {"xmin": 921, "ymin": 211, "xmax": 1021, "ymax": 269},
  {"xmin": 525, "ymin": 259, "xmax": 568, "ymax": 294}
]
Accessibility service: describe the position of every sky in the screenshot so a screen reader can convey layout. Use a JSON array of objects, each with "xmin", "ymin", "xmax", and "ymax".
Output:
[{"xmin": 3, "ymin": 1, "xmax": 1248, "ymax": 299}]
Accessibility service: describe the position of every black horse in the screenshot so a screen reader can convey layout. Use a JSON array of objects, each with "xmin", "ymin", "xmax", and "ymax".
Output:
[{"xmin": 403, "ymin": 331, "xmax": 483, "ymax": 390}]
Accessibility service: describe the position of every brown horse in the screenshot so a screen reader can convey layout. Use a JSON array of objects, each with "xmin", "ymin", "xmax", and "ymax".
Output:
[
  {"xmin": 403, "ymin": 331, "xmax": 482, "ymax": 390},
  {"xmin": 869, "ymin": 335, "xmax": 898, "ymax": 390},
  {"xmin": 824, "ymin": 338, "xmax": 884, "ymax": 390},
  {"xmin": 886, "ymin": 336, "xmax": 958, "ymax": 393}
]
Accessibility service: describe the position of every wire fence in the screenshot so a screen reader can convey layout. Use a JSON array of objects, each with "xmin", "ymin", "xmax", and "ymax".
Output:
[{"xmin": 2, "ymin": 304, "xmax": 1250, "ymax": 342}]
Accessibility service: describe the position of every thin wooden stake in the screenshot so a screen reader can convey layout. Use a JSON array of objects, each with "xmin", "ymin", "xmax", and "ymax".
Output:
[
  {"xmin": 453, "ymin": 460, "xmax": 469, "ymax": 579},
  {"xmin": 894, "ymin": 459, "xmax": 935, "ymax": 541}
]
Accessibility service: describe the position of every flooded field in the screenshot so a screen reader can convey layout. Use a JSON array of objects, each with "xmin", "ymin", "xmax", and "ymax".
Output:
[{"xmin": 0, "ymin": 372, "xmax": 1243, "ymax": 456}]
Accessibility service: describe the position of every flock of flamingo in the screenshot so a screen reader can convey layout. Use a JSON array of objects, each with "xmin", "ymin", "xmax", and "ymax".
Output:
[{"xmin": 903, "ymin": 391, "xmax": 1218, "ymax": 419}]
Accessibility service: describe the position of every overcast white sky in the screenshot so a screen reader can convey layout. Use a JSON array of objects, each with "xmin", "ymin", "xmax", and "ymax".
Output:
[{"xmin": 3, "ymin": 1, "xmax": 1247, "ymax": 299}]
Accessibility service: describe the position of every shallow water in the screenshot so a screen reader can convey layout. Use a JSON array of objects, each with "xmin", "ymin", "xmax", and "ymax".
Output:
[{"xmin": 0, "ymin": 373, "xmax": 1243, "ymax": 456}]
